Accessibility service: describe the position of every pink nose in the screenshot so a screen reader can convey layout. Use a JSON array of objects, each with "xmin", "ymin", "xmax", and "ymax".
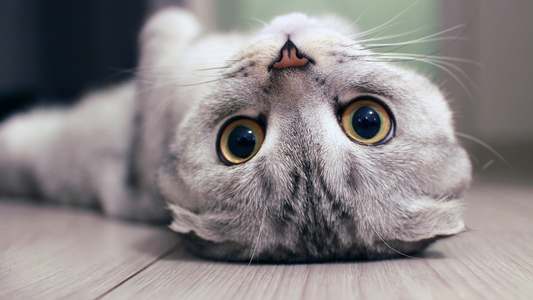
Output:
[{"xmin": 272, "ymin": 39, "xmax": 309, "ymax": 69}]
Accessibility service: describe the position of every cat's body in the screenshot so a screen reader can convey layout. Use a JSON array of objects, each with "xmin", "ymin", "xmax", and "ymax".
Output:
[{"xmin": 0, "ymin": 9, "xmax": 472, "ymax": 262}]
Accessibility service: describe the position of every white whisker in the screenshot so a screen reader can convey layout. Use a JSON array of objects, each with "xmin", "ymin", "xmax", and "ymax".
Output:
[
  {"xmin": 456, "ymin": 132, "xmax": 513, "ymax": 170},
  {"xmin": 364, "ymin": 36, "xmax": 469, "ymax": 49},
  {"xmin": 368, "ymin": 23, "xmax": 466, "ymax": 53},
  {"xmin": 350, "ymin": 0, "xmax": 420, "ymax": 40},
  {"xmin": 482, "ymin": 159, "xmax": 495, "ymax": 171},
  {"xmin": 249, "ymin": 206, "xmax": 267, "ymax": 265},
  {"xmin": 240, "ymin": 12, "xmax": 268, "ymax": 27},
  {"xmin": 195, "ymin": 66, "xmax": 231, "ymax": 71},
  {"xmin": 355, "ymin": 26, "xmax": 432, "ymax": 44},
  {"xmin": 348, "ymin": 21, "xmax": 405, "ymax": 41},
  {"xmin": 358, "ymin": 200, "xmax": 419, "ymax": 260},
  {"xmin": 367, "ymin": 52, "xmax": 481, "ymax": 66}
]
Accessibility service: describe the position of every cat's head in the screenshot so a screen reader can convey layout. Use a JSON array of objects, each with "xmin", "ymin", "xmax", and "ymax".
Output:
[{"xmin": 149, "ymin": 10, "xmax": 472, "ymax": 262}]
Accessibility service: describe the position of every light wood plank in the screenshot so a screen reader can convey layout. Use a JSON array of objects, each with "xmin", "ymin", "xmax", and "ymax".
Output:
[
  {"xmin": 0, "ymin": 199, "xmax": 179, "ymax": 300},
  {"xmin": 472, "ymin": 183, "xmax": 533, "ymax": 214},
  {"xmin": 1, "ymin": 184, "xmax": 532, "ymax": 300},
  {"xmin": 101, "ymin": 184, "xmax": 533, "ymax": 300}
]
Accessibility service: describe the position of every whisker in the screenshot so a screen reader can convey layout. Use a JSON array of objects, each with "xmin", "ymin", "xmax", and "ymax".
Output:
[
  {"xmin": 377, "ymin": 56, "xmax": 476, "ymax": 101},
  {"xmin": 240, "ymin": 12, "xmax": 268, "ymax": 27},
  {"xmin": 195, "ymin": 66, "xmax": 231, "ymax": 71},
  {"xmin": 363, "ymin": 36, "xmax": 469, "ymax": 49},
  {"xmin": 358, "ymin": 200, "xmax": 419, "ymax": 260},
  {"xmin": 170, "ymin": 79, "xmax": 224, "ymax": 87},
  {"xmin": 348, "ymin": 21, "xmax": 405, "ymax": 41},
  {"xmin": 107, "ymin": 66, "xmax": 140, "ymax": 77},
  {"xmin": 142, "ymin": 83, "xmax": 190, "ymax": 134},
  {"xmin": 355, "ymin": 26, "xmax": 432, "ymax": 44},
  {"xmin": 134, "ymin": 76, "xmax": 211, "ymax": 94},
  {"xmin": 349, "ymin": 7, "xmax": 368, "ymax": 29},
  {"xmin": 409, "ymin": 58, "xmax": 476, "ymax": 101},
  {"xmin": 215, "ymin": 186, "xmax": 257, "ymax": 234},
  {"xmin": 249, "ymin": 206, "xmax": 267, "ymax": 265},
  {"xmin": 190, "ymin": 72, "xmax": 225, "ymax": 78},
  {"xmin": 350, "ymin": 1, "xmax": 420, "ymax": 40},
  {"xmin": 374, "ymin": 23, "xmax": 466, "ymax": 51},
  {"xmin": 132, "ymin": 74, "xmax": 226, "ymax": 134},
  {"xmin": 365, "ymin": 53, "xmax": 479, "ymax": 81},
  {"xmin": 383, "ymin": 4, "xmax": 480, "ymax": 58},
  {"xmin": 455, "ymin": 132, "xmax": 514, "ymax": 170},
  {"xmin": 481, "ymin": 159, "xmax": 495, "ymax": 171},
  {"xmin": 342, "ymin": 27, "xmax": 431, "ymax": 48},
  {"xmin": 364, "ymin": 26, "xmax": 462, "ymax": 56},
  {"xmin": 341, "ymin": 10, "xmax": 366, "ymax": 34},
  {"xmin": 364, "ymin": 52, "xmax": 481, "ymax": 66},
  {"xmin": 359, "ymin": 52, "xmax": 479, "ymax": 101},
  {"xmin": 422, "ymin": 57, "xmax": 479, "ymax": 90}
]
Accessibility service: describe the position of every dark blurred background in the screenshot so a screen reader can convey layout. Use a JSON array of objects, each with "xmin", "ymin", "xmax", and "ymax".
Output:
[
  {"xmin": 0, "ymin": 0, "xmax": 149, "ymax": 119},
  {"xmin": 0, "ymin": 0, "xmax": 531, "ymax": 184}
]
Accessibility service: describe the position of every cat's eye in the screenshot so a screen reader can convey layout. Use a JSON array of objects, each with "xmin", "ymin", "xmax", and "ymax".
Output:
[
  {"xmin": 341, "ymin": 99, "xmax": 393, "ymax": 145},
  {"xmin": 218, "ymin": 118, "xmax": 265, "ymax": 165}
]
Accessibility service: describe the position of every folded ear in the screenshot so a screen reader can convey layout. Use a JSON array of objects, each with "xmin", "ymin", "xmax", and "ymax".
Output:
[
  {"xmin": 139, "ymin": 8, "xmax": 202, "ymax": 66},
  {"xmin": 168, "ymin": 204, "xmax": 230, "ymax": 243},
  {"xmin": 392, "ymin": 197, "xmax": 466, "ymax": 242}
]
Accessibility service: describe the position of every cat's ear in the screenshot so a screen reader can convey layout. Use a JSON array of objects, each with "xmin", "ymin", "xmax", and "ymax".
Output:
[
  {"xmin": 394, "ymin": 197, "xmax": 466, "ymax": 242},
  {"xmin": 168, "ymin": 203, "xmax": 232, "ymax": 243},
  {"xmin": 317, "ymin": 14, "xmax": 359, "ymax": 37},
  {"xmin": 139, "ymin": 8, "xmax": 202, "ymax": 65}
]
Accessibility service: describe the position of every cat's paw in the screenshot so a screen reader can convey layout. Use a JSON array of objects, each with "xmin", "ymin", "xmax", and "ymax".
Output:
[{"xmin": 140, "ymin": 8, "xmax": 202, "ymax": 62}]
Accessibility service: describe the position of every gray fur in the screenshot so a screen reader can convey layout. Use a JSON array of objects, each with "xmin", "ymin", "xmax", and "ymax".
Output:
[{"xmin": 0, "ymin": 9, "xmax": 472, "ymax": 262}]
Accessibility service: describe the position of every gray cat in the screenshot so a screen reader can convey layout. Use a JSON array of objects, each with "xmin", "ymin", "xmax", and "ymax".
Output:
[{"xmin": 0, "ymin": 9, "xmax": 472, "ymax": 262}]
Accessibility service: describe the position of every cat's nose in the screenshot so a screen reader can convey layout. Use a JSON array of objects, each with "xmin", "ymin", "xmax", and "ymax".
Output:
[{"xmin": 272, "ymin": 39, "xmax": 309, "ymax": 69}]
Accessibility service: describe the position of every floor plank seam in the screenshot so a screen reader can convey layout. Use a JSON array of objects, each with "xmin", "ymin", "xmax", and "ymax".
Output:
[{"xmin": 93, "ymin": 243, "xmax": 182, "ymax": 300}]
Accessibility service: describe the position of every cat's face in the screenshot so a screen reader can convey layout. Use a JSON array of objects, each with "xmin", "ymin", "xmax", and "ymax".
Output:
[{"xmin": 154, "ymin": 12, "xmax": 472, "ymax": 262}]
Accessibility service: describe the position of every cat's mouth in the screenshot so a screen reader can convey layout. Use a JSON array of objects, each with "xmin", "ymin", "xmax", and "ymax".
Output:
[{"xmin": 269, "ymin": 38, "xmax": 314, "ymax": 71}]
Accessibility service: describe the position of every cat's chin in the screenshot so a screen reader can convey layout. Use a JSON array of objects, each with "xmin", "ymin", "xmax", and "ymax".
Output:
[{"xmin": 180, "ymin": 232, "xmax": 446, "ymax": 263}]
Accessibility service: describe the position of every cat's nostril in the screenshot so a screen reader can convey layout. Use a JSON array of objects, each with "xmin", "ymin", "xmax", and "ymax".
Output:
[{"xmin": 272, "ymin": 39, "xmax": 309, "ymax": 70}]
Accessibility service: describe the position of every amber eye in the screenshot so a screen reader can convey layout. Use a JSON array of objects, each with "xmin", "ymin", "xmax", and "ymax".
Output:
[
  {"xmin": 341, "ymin": 99, "xmax": 393, "ymax": 145},
  {"xmin": 218, "ymin": 118, "xmax": 265, "ymax": 165}
]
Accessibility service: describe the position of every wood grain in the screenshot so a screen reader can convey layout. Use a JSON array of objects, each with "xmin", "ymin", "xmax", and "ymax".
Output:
[
  {"xmin": 1, "ymin": 183, "xmax": 532, "ymax": 300},
  {"xmin": 0, "ymin": 199, "xmax": 178, "ymax": 300}
]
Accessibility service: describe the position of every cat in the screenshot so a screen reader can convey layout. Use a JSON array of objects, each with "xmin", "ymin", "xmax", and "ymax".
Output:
[{"xmin": 0, "ymin": 8, "xmax": 472, "ymax": 262}]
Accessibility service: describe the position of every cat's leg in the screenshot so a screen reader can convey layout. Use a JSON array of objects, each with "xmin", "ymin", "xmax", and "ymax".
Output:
[
  {"xmin": 0, "ymin": 109, "xmax": 75, "ymax": 200},
  {"xmin": 95, "ymin": 158, "xmax": 170, "ymax": 222},
  {"xmin": 0, "ymin": 82, "xmax": 170, "ymax": 223},
  {"xmin": 0, "ymin": 112, "xmax": 168, "ymax": 221}
]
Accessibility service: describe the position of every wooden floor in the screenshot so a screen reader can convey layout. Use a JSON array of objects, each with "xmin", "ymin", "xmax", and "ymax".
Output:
[{"xmin": 1, "ymin": 181, "xmax": 532, "ymax": 300}]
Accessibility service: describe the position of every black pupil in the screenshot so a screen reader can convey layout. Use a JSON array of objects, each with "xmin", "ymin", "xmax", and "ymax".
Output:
[
  {"xmin": 352, "ymin": 106, "xmax": 381, "ymax": 139},
  {"xmin": 228, "ymin": 126, "xmax": 256, "ymax": 159}
]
